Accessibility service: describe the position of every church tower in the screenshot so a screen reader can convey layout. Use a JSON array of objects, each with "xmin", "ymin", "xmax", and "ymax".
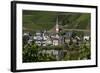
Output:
[
  {"xmin": 56, "ymin": 16, "xmax": 59, "ymax": 33},
  {"xmin": 56, "ymin": 16, "xmax": 59, "ymax": 38}
]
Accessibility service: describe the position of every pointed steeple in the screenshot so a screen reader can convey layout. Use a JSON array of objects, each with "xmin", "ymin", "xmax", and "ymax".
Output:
[
  {"xmin": 55, "ymin": 16, "xmax": 59, "ymax": 38},
  {"xmin": 56, "ymin": 16, "xmax": 59, "ymax": 33}
]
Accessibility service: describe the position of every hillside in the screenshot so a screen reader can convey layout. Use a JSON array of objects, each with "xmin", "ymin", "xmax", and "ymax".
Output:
[{"xmin": 23, "ymin": 10, "xmax": 91, "ymax": 32}]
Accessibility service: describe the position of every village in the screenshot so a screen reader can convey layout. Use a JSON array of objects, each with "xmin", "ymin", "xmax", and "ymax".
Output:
[
  {"xmin": 23, "ymin": 17, "xmax": 90, "ymax": 47},
  {"xmin": 23, "ymin": 17, "xmax": 90, "ymax": 62}
]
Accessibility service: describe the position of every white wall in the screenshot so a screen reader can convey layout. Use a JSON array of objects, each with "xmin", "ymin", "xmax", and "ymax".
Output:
[{"xmin": 0, "ymin": 0, "xmax": 99, "ymax": 73}]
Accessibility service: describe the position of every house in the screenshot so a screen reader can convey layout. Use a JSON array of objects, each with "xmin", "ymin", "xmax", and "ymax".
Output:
[
  {"xmin": 45, "ymin": 36, "xmax": 52, "ymax": 45},
  {"xmin": 83, "ymin": 36, "xmax": 90, "ymax": 41},
  {"xmin": 64, "ymin": 31, "xmax": 72, "ymax": 43},
  {"xmin": 23, "ymin": 32, "xmax": 29, "ymax": 36},
  {"xmin": 51, "ymin": 37, "xmax": 59, "ymax": 46},
  {"xmin": 33, "ymin": 31, "xmax": 53, "ymax": 46},
  {"xmin": 83, "ymin": 32, "xmax": 90, "ymax": 41},
  {"xmin": 33, "ymin": 32, "xmax": 46, "ymax": 46},
  {"xmin": 65, "ymin": 32, "xmax": 72, "ymax": 38}
]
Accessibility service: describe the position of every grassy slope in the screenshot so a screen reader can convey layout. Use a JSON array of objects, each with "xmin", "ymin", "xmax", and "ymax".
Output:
[{"xmin": 23, "ymin": 10, "xmax": 91, "ymax": 31}]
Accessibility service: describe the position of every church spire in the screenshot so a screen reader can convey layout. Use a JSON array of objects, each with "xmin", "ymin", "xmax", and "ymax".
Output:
[{"xmin": 56, "ymin": 16, "xmax": 59, "ymax": 33}]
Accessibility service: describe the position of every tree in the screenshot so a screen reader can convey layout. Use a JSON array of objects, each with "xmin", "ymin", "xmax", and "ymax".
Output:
[{"xmin": 23, "ymin": 42, "xmax": 39, "ymax": 62}]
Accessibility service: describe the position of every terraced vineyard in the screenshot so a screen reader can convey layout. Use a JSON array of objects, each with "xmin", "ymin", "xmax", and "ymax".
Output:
[{"xmin": 23, "ymin": 10, "xmax": 90, "ymax": 32}]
